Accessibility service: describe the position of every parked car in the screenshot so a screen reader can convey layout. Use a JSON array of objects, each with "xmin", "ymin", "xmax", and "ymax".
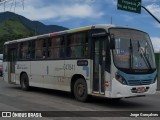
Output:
[{"xmin": 0, "ymin": 60, "xmax": 3, "ymax": 77}]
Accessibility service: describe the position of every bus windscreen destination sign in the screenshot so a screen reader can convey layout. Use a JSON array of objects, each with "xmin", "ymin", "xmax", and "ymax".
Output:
[{"xmin": 117, "ymin": 0, "xmax": 142, "ymax": 14}]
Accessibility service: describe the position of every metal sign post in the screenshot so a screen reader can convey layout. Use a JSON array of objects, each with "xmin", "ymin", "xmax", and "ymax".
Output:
[{"xmin": 141, "ymin": 6, "xmax": 160, "ymax": 24}]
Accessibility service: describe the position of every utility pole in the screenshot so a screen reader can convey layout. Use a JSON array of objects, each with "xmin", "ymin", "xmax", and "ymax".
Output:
[{"xmin": 111, "ymin": 16, "xmax": 112, "ymax": 24}]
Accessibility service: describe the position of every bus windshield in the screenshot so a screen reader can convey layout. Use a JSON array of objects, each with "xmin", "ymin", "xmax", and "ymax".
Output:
[{"xmin": 109, "ymin": 28, "xmax": 156, "ymax": 71}]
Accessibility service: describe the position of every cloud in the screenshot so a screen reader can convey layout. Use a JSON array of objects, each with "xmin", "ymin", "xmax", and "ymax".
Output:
[
  {"xmin": 150, "ymin": 37, "xmax": 160, "ymax": 52},
  {"xmin": 120, "ymin": 15, "xmax": 134, "ymax": 22},
  {"xmin": 154, "ymin": 22, "xmax": 160, "ymax": 28},
  {"xmin": 104, "ymin": 0, "xmax": 117, "ymax": 5},
  {"xmin": 143, "ymin": 0, "xmax": 159, "ymax": 3},
  {"xmin": 146, "ymin": 4, "xmax": 160, "ymax": 20},
  {"xmin": 0, "ymin": 0, "xmax": 104, "ymax": 21}
]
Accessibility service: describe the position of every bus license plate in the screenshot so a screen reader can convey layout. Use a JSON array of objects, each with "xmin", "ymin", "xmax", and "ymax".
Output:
[{"xmin": 137, "ymin": 87, "xmax": 145, "ymax": 93}]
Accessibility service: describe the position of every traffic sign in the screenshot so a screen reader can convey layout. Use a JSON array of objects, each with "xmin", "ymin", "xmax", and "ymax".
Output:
[{"xmin": 117, "ymin": 0, "xmax": 142, "ymax": 14}]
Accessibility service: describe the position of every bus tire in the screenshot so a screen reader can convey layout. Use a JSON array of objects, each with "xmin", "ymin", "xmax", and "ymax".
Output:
[
  {"xmin": 20, "ymin": 73, "xmax": 29, "ymax": 91},
  {"xmin": 74, "ymin": 78, "xmax": 88, "ymax": 102}
]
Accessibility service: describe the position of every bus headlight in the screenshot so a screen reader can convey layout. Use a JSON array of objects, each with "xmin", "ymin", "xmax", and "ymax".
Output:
[{"xmin": 115, "ymin": 72, "xmax": 127, "ymax": 85}]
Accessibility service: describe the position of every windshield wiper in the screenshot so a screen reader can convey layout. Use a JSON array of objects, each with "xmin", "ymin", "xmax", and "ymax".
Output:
[
  {"xmin": 138, "ymin": 41, "xmax": 152, "ymax": 69},
  {"xmin": 129, "ymin": 39, "xmax": 133, "ymax": 69}
]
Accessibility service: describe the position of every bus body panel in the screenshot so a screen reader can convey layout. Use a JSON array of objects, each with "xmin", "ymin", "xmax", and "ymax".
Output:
[
  {"xmin": 16, "ymin": 61, "xmax": 31, "ymax": 84},
  {"xmin": 104, "ymin": 71, "xmax": 112, "ymax": 97},
  {"xmin": 3, "ymin": 62, "xmax": 9, "ymax": 83},
  {"xmin": 10, "ymin": 60, "xmax": 91, "ymax": 93}
]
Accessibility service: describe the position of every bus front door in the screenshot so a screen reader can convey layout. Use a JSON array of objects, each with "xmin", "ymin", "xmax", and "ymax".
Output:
[
  {"xmin": 9, "ymin": 48, "xmax": 16, "ymax": 83},
  {"xmin": 93, "ymin": 37, "xmax": 106, "ymax": 94}
]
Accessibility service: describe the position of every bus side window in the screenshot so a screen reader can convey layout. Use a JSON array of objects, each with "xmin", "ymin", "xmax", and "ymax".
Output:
[
  {"xmin": 17, "ymin": 43, "xmax": 20, "ymax": 60},
  {"xmin": 26, "ymin": 41, "xmax": 31, "ymax": 59},
  {"xmin": 47, "ymin": 39, "xmax": 52, "ymax": 59},
  {"xmin": 43, "ymin": 39, "xmax": 47, "ymax": 59},
  {"xmin": 66, "ymin": 32, "xmax": 89, "ymax": 58},
  {"xmin": 3, "ymin": 45, "xmax": 8, "ymax": 61},
  {"xmin": 84, "ymin": 44, "xmax": 88, "ymax": 57},
  {"xmin": 35, "ymin": 39, "xmax": 43, "ymax": 59},
  {"xmin": 20, "ymin": 42, "xmax": 29, "ymax": 60},
  {"xmin": 30, "ymin": 40, "xmax": 35, "ymax": 59},
  {"xmin": 51, "ymin": 37, "xmax": 58, "ymax": 58},
  {"xmin": 59, "ymin": 39, "xmax": 65, "ymax": 58},
  {"xmin": 50, "ymin": 36, "xmax": 64, "ymax": 59}
]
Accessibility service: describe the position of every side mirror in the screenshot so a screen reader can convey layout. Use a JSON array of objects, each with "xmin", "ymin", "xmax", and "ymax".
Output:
[{"xmin": 110, "ymin": 34, "xmax": 115, "ymax": 49}]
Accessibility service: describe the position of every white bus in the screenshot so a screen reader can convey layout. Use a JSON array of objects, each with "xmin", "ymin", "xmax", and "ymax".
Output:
[
  {"xmin": 0, "ymin": 54, "xmax": 3, "ymax": 60},
  {"xmin": 3, "ymin": 24, "xmax": 157, "ymax": 101}
]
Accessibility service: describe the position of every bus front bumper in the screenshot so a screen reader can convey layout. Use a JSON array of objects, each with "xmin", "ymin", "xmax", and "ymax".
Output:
[{"xmin": 108, "ymin": 78, "xmax": 157, "ymax": 98}]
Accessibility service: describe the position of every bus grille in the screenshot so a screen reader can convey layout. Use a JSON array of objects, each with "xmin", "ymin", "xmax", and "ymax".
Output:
[{"xmin": 127, "ymin": 79, "xmax": 152, "ymax": 86}]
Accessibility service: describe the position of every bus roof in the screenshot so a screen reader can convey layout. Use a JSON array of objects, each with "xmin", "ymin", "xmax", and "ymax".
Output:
[{"xmin": 4, "ymin": 24, "xmax": 145, "ymax": 45}]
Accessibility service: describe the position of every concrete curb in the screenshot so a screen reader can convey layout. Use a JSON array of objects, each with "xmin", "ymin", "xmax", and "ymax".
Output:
[{"xmin": 156, "ymin": 91, "xmax": 160, "ymax": 94}]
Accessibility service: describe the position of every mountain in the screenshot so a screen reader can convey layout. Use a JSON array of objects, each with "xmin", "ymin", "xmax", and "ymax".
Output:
[
  {"xmin": 0, "ymin": 11, "xmax": 68, "ymax": 34},
  {"xmin": 0, "ymin": 18, "xmax": 34, "ymax": 36},
  {"xmin": 0, "ymin": 11, "xmax": 68, "ymax": 53}
]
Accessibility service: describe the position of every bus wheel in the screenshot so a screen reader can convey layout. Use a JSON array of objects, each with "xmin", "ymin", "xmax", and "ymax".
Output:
[
  {"xmin": 20, "ymin": 73, "xmax": 29, "ymax": 91},
  {"xmin": 74, "ymin": 78, "xmax": 88, "ymax": 102}
]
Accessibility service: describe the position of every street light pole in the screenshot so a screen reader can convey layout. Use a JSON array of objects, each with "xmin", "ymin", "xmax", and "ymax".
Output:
[{"xmin": 141, "ymin": 6, "xmax": 160, "ymax": 24}]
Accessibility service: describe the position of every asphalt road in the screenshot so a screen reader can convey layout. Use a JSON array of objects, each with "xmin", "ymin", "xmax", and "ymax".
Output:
[{"xmin": 0, "ymin": 77, "xmax": 160, "ymax": 120}]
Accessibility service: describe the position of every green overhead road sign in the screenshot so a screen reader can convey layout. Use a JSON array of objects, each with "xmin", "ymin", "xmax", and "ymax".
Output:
[{"xmin": 117, "ymin": 0, "xmax": 142, "ymax": 14}]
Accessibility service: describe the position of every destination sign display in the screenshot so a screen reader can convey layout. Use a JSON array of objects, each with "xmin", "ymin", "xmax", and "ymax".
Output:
[
  {"xmin": 117, "ymin": 0, "xmax": 142, "ymax": 14},
  {"xmin": 109, "ymin": 29, "xmax": 148, "ymax": 40}
]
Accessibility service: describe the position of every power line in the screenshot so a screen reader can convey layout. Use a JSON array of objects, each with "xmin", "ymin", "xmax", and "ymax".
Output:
[
  {"xmin": 14, "ymin": 0, "xmax": 16, "ymax": 12},
  {"xmin": 0, "ymin": 0, "xmax": 12, "ymax": 3},
  {"xmin": 0, "ymin": 4, "xmax": 23, "ymax": 12},
  {"xmin": 21, "ymin": 0, "xmax": 24, "ymax": 10},
  {"xmin": 0, "ymin": 0, "xmax": 25, "ymax": 12},
  {"xmin": 10, "ymin": 0, "xmax": 14, "ymax": 11}
]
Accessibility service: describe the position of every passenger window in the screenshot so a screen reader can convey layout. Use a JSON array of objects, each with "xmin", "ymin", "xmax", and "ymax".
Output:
[
  {"xmin": 3, "ymin": 45, "xmax": 8, "ymax": 61},
  {"xmin": 67, "ymin": 32, "xmax": 89, "ymax": 58},
  {"xmin": 20, "ymin": 42, "xmax": 29, "ymax": 60},
  {"xmin": 30, "ymin": 41, "xmax": 35, "ymax": 59},
  {"xmin": 48, "ymin": 36, "xmax": 64, "ymax": 59},
  {"xmin": 35, "ymin": 39, "xmax": 47, "ymax": 59}
]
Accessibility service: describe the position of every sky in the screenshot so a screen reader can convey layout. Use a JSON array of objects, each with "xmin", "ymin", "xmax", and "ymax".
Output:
[{"xmin": 0, "ymin": 0, "xmax": 160, "ymax": 52}]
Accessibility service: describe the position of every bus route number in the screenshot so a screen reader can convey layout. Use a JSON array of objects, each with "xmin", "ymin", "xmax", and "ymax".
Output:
[{"xmin": 64, "ymin": 64, "xmax": 75, "ymax": 71}]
